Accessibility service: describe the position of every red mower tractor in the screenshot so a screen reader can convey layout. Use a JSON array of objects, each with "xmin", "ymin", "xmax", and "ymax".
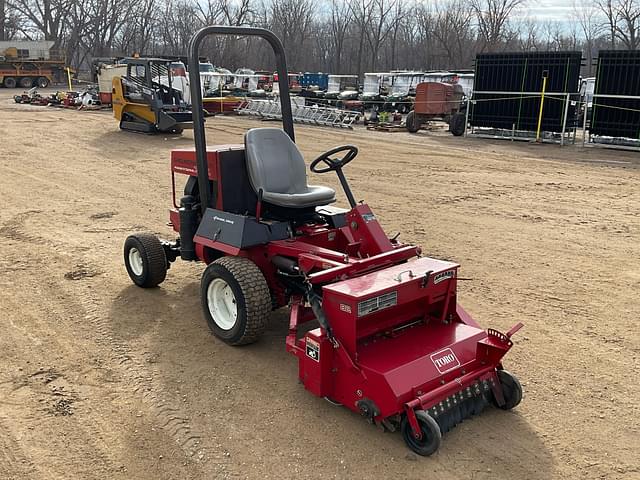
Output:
[{"xmin": 123, "ymin": 26, "xmax": 523, "ymax": 456}]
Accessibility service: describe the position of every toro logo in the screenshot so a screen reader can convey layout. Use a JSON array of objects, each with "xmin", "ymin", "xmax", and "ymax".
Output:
[
  {"xmin": 339, "ymin": 303, "xmax": 352, "ymax": 314},
  {"xmin": 430, "ymin": 348, "xmax": 461, "ymax": 374}
]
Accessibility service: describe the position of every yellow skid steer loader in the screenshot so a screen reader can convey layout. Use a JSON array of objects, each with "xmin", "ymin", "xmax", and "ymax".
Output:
[{"xmin": 112, "ymin": 58, "xmax": 193, "ymax": 134}]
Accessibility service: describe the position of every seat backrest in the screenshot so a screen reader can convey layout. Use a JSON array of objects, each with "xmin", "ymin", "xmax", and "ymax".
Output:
[{"xmin": 244, "ymin": 128, "xmax": 308, "ymax": 195}]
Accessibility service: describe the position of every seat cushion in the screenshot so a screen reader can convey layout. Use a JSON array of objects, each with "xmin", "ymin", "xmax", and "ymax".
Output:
[
  {"xmin": 262, "ymin": 184, "xmax": 336, "ymax": 208},
  {"xmin": 245, "ymin": 128, "xmax": 336, "ymax": 208}
]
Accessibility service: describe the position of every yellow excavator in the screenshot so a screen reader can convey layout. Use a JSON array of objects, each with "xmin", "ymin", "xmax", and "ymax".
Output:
[{"xmin": 112, "ymin": 58, "xmax": 193, "ymax": 134}]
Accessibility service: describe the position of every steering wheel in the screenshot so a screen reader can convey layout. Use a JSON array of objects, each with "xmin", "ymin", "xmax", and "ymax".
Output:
[{"xmin": 310, "ymin": 145, "xmax": 359, "ymax": 174}]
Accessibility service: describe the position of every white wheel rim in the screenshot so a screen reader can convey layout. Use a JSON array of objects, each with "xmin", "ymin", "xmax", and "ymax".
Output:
[
  {"xmin": 129, "ymin": 247, "xmax": 144, "ymax": 276},
  {"xmin": 207, "ymin": 278, "xmax": 238, "ymax": 330}
]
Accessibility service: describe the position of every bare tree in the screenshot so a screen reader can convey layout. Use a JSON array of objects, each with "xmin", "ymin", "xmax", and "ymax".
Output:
[
  {"xmin": 364, "ymin": 0, "xmax": 396, "ymax": 71},
  {"xmin": 596, "ymin": 0, "xmax": 619, "ymax": 47},
  {"xmin": 574, "ymin": 1, "xmax": 604, "ymax": 74},
  {"xmin": 596, "ymin": 0, "xmax": 640, "ymax": 49},
  {"xmin": 432, "ymin": 0, "xmax": 475, "ymax": 68},
  {"xmin": 386, "ymin": 0, "xmax": 408, "ymax": 70},
  {"xmin": 413, "ymin": 3, "xmax": 436, "ymax": 69},
  {"xmin": 268, "ymin": 0, "xmax": 315, "ymax": 69},
  {"xmin": 1, "ymin": 0, "xmax": 5, "ymax": 41},
  {"xmin": 348, "ymin": 0, "xmax": 375, "ymax": 75},
  {"xmin": 7, "ymin": 0, "xmax": 74, "ymax": 46},
  {"xmin": 80, "ymin": 0, "xmax": 139, "ymax": 56},
  {"xmin": 517, "ymin": 17, "xmax": 540, "ymax": 50},
  {"xmin": 471, "ymin": 0, "xmax": 524, "ymax": 52},
  {"xmin": 328, "ymin": 0, "xmax": 352, "ymax": 72},
  {"xmin": 614, "ymin": 0, "xmax": 640, "ymax": 49},
  {"xmin": 5, "ymin": 0, "xmax": 636, "ymax": 78}
]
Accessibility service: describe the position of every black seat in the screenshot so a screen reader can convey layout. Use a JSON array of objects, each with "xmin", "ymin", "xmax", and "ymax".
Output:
[{"xmin": 244, "ymin": 128, "xmax": 336, "ymax": 208}]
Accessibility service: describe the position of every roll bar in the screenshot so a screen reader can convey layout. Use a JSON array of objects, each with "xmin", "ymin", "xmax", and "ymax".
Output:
[{"xmin": 188, "ymin": 26, "xmax": 295, "ymax": 214}]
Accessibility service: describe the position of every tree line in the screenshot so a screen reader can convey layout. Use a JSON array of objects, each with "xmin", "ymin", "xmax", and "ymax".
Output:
[{"xmin": 0, "ymin": 0, "xmax": 639, "ymax": 77}]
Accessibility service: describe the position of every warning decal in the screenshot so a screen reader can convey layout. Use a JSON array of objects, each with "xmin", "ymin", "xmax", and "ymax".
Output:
[{"xmin": 306, "ymin": 338, "xmax": 320, "ymax": 362}]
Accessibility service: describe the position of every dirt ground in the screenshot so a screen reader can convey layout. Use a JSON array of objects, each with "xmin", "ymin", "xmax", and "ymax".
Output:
[{"xmin": 0, "ymin": 90, "xmax": 638, "ymax": 480}]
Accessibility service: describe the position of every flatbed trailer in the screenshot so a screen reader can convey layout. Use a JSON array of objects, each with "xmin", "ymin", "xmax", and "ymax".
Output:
[{"xmin": 0, "ymin": 60, "xmax": 65, "ymax": 88}]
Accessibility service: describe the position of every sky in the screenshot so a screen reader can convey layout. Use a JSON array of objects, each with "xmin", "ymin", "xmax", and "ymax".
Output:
[{"xmin": 526, "ymin": 0, "xmax": 579, "ymax": 22}]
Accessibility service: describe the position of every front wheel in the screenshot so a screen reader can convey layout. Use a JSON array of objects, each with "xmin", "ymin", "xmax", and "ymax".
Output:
[
  {"xmin": 405, "ymin": 111, "xmax": 420, "ymax": 133},
  {"xmin": 36, "ymin": 76, "xmax": 49, "ymax": 88},
  {"xmin": 123, "ymin": 233, "xmax": 167, "ymax": 288},
  {"xmin": 401, "ymin": 410, "xmax": 442, "ymax": 456},
  {"xmin": 201, "ymin": 256, "xmax": 271, "ymax": 345}
]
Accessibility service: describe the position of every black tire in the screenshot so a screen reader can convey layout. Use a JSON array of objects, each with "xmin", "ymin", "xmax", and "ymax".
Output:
[
  {"xmin": 3, "ymin": 77, "xmax": 17, "ymax": 88},
  {"xmin": 493, "ymin": 369, "xmax": 523, "ymax": 410},
  {"xmin": 401, "ymin": 410, "xmax": 442, "ymax": 456},
  {"xmin": 123, "ymin": 233, "xmax": 168, "ymax": 288},
  {"xmin": 449, "ymin": 112, "xmax": 466, "ymax": 136},
  {"xmin": 19, "ymin": 77, "xmax": 33, "ymax": 88},
  {"xmin": 406, "ymin": 110, "xmax": 420, "ymax": 133},
  {"xmin": 201, "ymin": 256, "xmax": 271, "ymax": 346},
  {"xmin": 36, "ymin": 76, "xmax": 49, "ymax": 88}
]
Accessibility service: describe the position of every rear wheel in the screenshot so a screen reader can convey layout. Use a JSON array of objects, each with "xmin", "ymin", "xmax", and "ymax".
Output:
[
  {"xmin": 449, "ymin": 112, "xmax": 466, "ymax": 136},
  {"xmin": 3, "ymin": 77, "xmax": 17, "ymax": 88},
  {"xmin": 123, "ymin": 233, "xmax": 168, "ymax": 288},
  {"xmin": 19, "ymin": 77, "xmax": 33, "ymax": 88},
  {"xmin": 36, "ymin": 76, "xmax": 50, "ymax": 88},
  {"xmin": 201, "ymin": 256, "xmax": 271, "ymax": 345},
  {"xmin": 493, "ymin": 369, "xmax": 523, "ymax": 410},
  {"xmin": 401, "ymin": 410, "xmax": 442, "ymax": 456}
]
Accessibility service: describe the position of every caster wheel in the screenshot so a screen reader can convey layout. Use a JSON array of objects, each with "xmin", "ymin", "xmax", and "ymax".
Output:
[
  {"xmin": 401, "ymin": 410, "xmax": 442, "ymax": 456},
  {"xmin": 123, "ymin": 233, "xmax": 167, "ymax": 288},
  {"xmin": 494, "ymin": 369, "xmax": 523, "ymax": 410}
]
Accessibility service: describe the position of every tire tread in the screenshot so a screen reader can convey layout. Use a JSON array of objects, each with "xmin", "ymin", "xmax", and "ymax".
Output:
[
  {"xmin": 124, "ymin": 233, "xmax": 167, "ymax": 288},
  {"xmin": 213, "ymin": 256, "xmax": 271, "ymax": 345}
]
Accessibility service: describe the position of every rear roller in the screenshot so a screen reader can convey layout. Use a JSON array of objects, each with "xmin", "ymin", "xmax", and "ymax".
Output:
[
  {"xmin": 123, "ymin": 233, "xmax": 168, "ymax": 288},
  {"xmin": 401, "ymin": 410, "xmax": 442, "ymax": 456}
]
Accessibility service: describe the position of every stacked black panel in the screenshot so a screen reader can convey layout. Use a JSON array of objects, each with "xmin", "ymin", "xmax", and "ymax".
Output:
[
  {"xmin": 591, "ymin": 50, "xmax": 640, "ymax": 139},
  {"xmin": 471, "ymin": 51, "xmax": 582, "ymax": 132}
]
